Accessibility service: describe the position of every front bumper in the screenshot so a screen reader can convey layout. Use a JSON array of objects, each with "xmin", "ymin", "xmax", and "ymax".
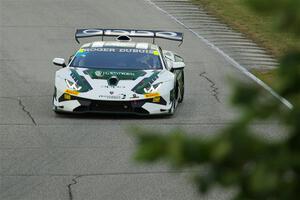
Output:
[{"xmin": 53, "ymin": 93, "xmax": 170, "ymax": 115}]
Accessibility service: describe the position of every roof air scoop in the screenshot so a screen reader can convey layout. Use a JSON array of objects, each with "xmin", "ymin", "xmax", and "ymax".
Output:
[{"xmin": 116, "ymin": 35, "xmax": 132, "ymax": 42}]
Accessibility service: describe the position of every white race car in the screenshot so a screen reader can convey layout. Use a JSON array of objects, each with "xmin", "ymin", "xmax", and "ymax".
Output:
[{"xmin": 52, "ymin": 29, "xmax": 185, "ymax": 115}]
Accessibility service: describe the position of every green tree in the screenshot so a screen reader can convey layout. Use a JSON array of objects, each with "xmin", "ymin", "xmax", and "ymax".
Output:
[{"xmin": 133, "ymin": 0, "xmax": 300, "ymax": 199}]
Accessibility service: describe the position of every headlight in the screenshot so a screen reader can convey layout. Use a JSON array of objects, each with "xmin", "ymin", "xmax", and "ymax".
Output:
[
  {"xmin": 144, "ymin": 82, "xmax": 162, "ymax": 93},
  {"xmin": 65, "ymin": 79, "xmax": 82, "ymax": 91}
]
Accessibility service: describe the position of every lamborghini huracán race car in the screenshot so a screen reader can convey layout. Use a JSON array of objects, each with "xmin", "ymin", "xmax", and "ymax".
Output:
[{"xmin": 52, "ymin": 29, "xmax": 185, "ymax": 115}]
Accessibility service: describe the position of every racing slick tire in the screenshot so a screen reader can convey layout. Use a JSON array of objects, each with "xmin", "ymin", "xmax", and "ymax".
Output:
[
  {"xmin": 178, "ymin": 72, "xmax": 184, "ymax": 103},
  {"xmin": 168, "ymin": 83, "xmax": 179, "ymax": 115}
]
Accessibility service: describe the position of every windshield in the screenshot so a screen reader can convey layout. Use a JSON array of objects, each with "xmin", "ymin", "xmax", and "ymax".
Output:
[{"xmin": 70, "ymin": 47, "xmax": 163, "ymax": 70}]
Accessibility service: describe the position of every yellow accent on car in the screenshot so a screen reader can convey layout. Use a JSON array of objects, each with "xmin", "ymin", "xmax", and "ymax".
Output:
[
  {"xmin": 63, "ymin": 93, "xmax": 72, "ymax": 100},
  {"xmin": 78, "ymin": 48, "xmax": 85, "ymax": 53},
  {"xmin": 153, "ymin": 96, "xmax": 161, "ymax": 103},
  {"xmin": 65, "ymin": 89, "xmax": 79, "ymax": 96},
  {"xmin": 144, "ymin": 93, "xmax": 160, "ymax": 98},
  {"xmin": 153, "ymin": 51, "xmax": 160, "ymax": 56}
]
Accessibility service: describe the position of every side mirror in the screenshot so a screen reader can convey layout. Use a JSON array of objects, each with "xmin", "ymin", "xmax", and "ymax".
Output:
[
  {"xmin": 53, "ymin": 58, "xmax": 66, "ymax": 67},
  {"xmin": 164, "ymin": 54, "xmax": 174, "ymax": 61},
  {"xmin": 172, "ymin": 62, "xmax": 185, "ymax": 70},
  {"xmin": 175, "ymin": 55, "xmax": 184, "ymax": 62}
]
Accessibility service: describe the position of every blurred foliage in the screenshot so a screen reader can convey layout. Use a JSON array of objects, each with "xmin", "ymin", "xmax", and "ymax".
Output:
[
  {"xmin": 245, "ymin": 0, "xmax": 300, "ymax": 35},
  {"xmin": 132, "ymin": 0, "xmax": 300, "ymax": 199}
]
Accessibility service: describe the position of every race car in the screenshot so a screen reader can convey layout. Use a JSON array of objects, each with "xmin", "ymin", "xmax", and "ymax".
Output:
[{"xmin": 52, "ymin": 29, "xmax": 185, "ymax": 115}]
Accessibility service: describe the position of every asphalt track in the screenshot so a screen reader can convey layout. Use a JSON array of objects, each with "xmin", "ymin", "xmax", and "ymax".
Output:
[{"xmin": 0, "ymin": 0, "xmax": 284, "ymax": 199}]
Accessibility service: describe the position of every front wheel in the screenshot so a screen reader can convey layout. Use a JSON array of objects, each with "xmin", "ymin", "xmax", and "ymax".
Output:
[
  {"xmin": 168, "ymin": 97, "xmax": 176, "ymax": 115},
  {"xmin": 168, "ymin": 84, "xmax": 179, "ymax": 115},
  {"xmin": 52, "ymin": 89, "xmax": 63, "ymax": 115},
  {"xmin": 52, "ymin": 99, "xmax": 62, "ymax": 115},
  {"xmin": 178, "ymin": 72, "xmax": 184, "ymax": 103}
]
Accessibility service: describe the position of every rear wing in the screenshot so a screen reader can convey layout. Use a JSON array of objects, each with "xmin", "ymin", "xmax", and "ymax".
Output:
[{"xmin": 75, "ymin": 29, "xmax": 184, "ymax": 45}]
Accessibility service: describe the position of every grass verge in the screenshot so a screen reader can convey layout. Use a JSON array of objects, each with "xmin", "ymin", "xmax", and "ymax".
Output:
[
  {"xmin": 191, "ymin": 0, "xmax": 299, "ymax": 87},
  {"xmin": 251, "ymin": 69, "xmax": 278, "ymax": 88}
]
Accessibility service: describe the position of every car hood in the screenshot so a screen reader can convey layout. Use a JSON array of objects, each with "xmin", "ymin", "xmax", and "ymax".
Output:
[{"xmin": 56, "ymin": 67, "xmax": 173, "ymax": 100}]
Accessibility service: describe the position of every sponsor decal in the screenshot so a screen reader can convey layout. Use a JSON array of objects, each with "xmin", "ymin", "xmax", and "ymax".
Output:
[
  {"xmin": 98, "ymin": 71, "xmax": 135, "ymax": 77},
  {"xmin": 84, "ymin": 48, "xmax": 116, "ymax": 53},
  {"xmin": 99, "ymin": 95, "xmax": 121, "ymax": 100},
  {"xmin": 121, "ymin": 94, "xmax": 126, "ymax": 99},
  {"xmin": 118, "ymin": 48, "xmax": 153, "ymax": 54},
  {"xmin": 65, "ymin": 89, "xmax": 79, "ymax": 96},
  {"xmin": 99, "ymin": 94, "xmax": 126, "ymax": 100},
  {"xmin": 144, "ymin": 93, "xmax": 160, "ymax": 98},
  {"xmin": 84, "ymin": 69, "xmax": 146, "ymax": 80},
  {"xmin": 82, "ymin": 47, "xmax": 155, "ymax": 54},
  {"xmin": 99, "ymin": 85, "xmax": 125, "ymax": 89},
  {"xmin": 130, "ymin": 94, "xmax": 139, "ymax": 99},
  {"xmin": 95, "ymin": 71, "xmax": 104, "ymax": 77}
]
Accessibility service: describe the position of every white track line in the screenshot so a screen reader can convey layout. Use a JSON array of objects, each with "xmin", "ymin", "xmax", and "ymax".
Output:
[{"xmin": 146, "ymin": 0, "xmax": 293, "ymax": 109}]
